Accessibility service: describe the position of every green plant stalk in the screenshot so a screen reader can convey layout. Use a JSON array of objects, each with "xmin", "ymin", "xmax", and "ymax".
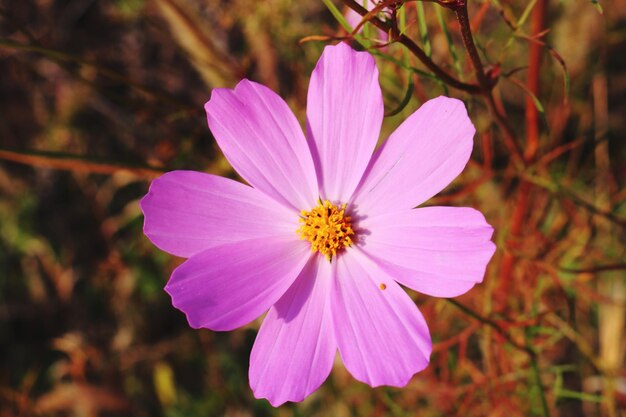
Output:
[
  {"xmin": 416, "ymin": 2, "xmax": 432, "ymax": 56},
  {"xmin": 435, "ymin": 5, "xmax": 464, "ymax": 80},
  {"xmin": 527, "ymin": 330, "xmax": 552, "ymax": 417}
]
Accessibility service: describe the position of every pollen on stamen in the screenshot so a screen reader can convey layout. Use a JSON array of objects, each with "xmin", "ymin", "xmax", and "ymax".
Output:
[{"xmin": 297, "ymin": 200, "xmax": 355, "ymax": 260}]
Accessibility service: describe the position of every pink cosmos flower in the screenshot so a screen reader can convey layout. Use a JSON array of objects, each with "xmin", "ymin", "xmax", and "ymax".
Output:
[{"xmin": 140, "ymin": 42, "xmax": 495, "ymax": 406}]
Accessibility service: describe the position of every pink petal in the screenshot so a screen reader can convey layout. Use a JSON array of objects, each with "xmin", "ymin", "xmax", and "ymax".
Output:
[
  {"xmin": 345, "ymin": 2, "xmax": 389, "ymax": 43},
  {"xmin": 360, "ymin": 207, "xmax": 496, "ymax": 297},
  {"xmin": 306, "ymin": 43, "xmax": 383, "ymax": 202},
  {"xmin": 141, "ymin": 171, "xmax": 297, "ymax": 258},
  {"xmin": 249, "ymin": 256, "xmax": 336, "ymax": 406},
  {"xmin": 165, "ymin": 237, "xmax": 310, "ymax": 331},
  {"xmin": 205, "ymin": 80, "xmax": 318, "ymax": 211},
  {"xmin": 351, "ymin": 96, "xmax": 475, "ymax": 216},
  {"xmin": 332, "ymin": 250, "xmax": 432, "ymax": 387}
]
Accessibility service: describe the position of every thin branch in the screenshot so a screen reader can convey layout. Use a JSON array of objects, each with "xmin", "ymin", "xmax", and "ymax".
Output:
[
  {"xmin": 448, "ymin": 298, "xmax": 552, "ymax": 416},
  {"xmin": 0, "ymin": 147, "xmax": 166, "ymax": 178},
  {"xmin": 342, "ymin": 0, "xmax": 482, "ymax": 94},
  {"xmin": 527, "ymin": 330, "xmax": 552, "ymax": 417},
  {"xmin": 559, "ymin": 264, "xmax": 626, "ymax": 274},
  {"xmin": 452, "ymin": 2, "xmax": 525, "ymax": 167},
  {"xmin": 454, "ymin": 2, "xmax": 492, "ymax": 89},
  {"xmin": 446, "ymin": 299, "xmax": 534, "ymax": 356},
  {"xmin": 522, "ymin": 173, "xmax": 626, "ymax": 228}
]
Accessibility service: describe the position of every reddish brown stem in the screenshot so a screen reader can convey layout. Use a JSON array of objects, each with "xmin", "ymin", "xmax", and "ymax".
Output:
[
  {"xmin": 454, "ymin": 2, "xmax": 490, "ymax": 89},
  {"xmin": 0, "ymin": 148, "xmax": 165, "ymax": 178},
  {"xmin": 524, "ymin": 0, "xmax": 547, "ymax": 163},
  {"xmin": 342, "ymin": 0, "xmax": 482, "ymax": 94},
  {"xmin": 500, "ymin": 0, "xmax": 547, "ymax": 295},
  {"xmin": 560, "ymin": 264, "xmax": 626, "ymax": 274},
  {"xmin": 452, "ymin": 2, "xmax": 524, "ymax": 167}
]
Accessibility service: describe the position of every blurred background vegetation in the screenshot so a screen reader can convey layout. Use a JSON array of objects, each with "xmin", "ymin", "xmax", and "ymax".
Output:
[{"xmin": 1, "ymin": 0, "xmax": 625, "ymax": 416}]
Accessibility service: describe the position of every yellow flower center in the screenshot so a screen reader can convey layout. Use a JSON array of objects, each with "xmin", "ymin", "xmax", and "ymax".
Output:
[{"xmin": 297, "ymin": 200, "xmax": 355, "ymax": 260}]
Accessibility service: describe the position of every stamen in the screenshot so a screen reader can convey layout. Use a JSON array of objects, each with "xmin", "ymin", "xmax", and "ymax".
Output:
[{"xmin": 297, "ymin": 200, "xmax": 355, "ymax": 260}]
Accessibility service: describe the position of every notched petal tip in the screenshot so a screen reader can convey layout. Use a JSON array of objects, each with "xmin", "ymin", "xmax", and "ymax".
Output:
[
  {"xmin": 163, "ymin": 238, "xmax": 310, "ymax": 333},
  {"xmin": 485, "ymin": 239, "xmax": 497, "ymax": 259},
  {"xmin": 429, "ymin": 94, "xmax": 464, "ymax": 106},
  {"xmin": 139, "ymin": 177, "xmax": 166, "ymax": 247},
  {"xmin": 163, "ymin": 279, "xmax": 201, "ymax": 330},
  {"xmin": 203, "ymin": 79, "xmax": 277, "ymax": 115},
  {"xmin": 420, "ymin": 94, "xmax": 474, "ymax": 124},
  {"xmin": 248, "ymin": 258, "xmax": 335, "ymax": 407},
  {"xmin": 324, "ymin": 41, "xmax": 375, "ymax": 60},
  {"xmin": 233, "ymin": 78, "xmax": 259, "ymax": 92},
  {"xmin": 204, "ymin": 87, "xmax": 232, "ymax": 115},
  {"xmin": 333, "ymin": 253, "xmax": 432, "ymax": 388},
  {"xmin": 364, "ymin": 361, "xmax": 430, "ymax": 389},
  {"xmin": 138, "ymin": 194, "xmax": 151, "ymax": 227},
  {"xmin": 426, "ymin": 95, "xmax": 476, "ymax": 137},
  {"xmin": 427, "ymin": 94, "xmax": 470, "ymax": 112},
  {"xmin": 204, "ymin": 83, "xmax": 251, "ymax": 121},
  {"xmin": 251, "ymin": 388, "xmax": 303, "ymax": 408}
]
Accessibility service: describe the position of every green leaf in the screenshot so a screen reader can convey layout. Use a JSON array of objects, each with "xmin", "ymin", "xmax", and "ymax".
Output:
[
  {"xmin": 384, "ymin": 75, "xmax": 415, "ymax": 117},
  {"xmin": 516, "ymin": 0, "xmax": 539, "ymax": 29},
  {"xmin": 505, "ymin": 76, "xmax": 551, "ymax": 136},
  {"xmin": 435, "ymin": 5, "xmax": 463, "ymax": 80},
  {"xmin": 321, "ymin": 0, "xmax": 354, "ymax": 33},
  {"xmin": 500, "ymin": 0, "xmax": 539, "ymax": 59},
  {"xmin": 556, "ymin": 388, "xmax": 604, "ymax": 403},
  {"xmin": 590, "ymin": 0, "xmax": 604, "ymax": 14},
  {"xmin": 416, "ymin": 2, "xmax": 432, "ymax": 57}
]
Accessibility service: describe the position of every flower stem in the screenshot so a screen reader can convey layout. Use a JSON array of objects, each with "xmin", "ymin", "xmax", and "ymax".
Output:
[
  {"xmin": 448, "ymin": 298, "xmax": 552, "ymax": 416},
  {"xmin": 499, "ymin": 0, "xmax": 547, "ymax": 297},
  {"xmin": 451, "ymin": 2, "xmax": 524, "ymax": 167},
  {"xmin": 342, "ymin": 0, "xmax": 482, "ymax": 94},
  {"xmin": 0, "ymin": 147, "xmax": 166, "ymax": 178},
  {"xmin": 446, "ymin": 299, "xmax": 532, "ymax": 356},
  {"xmin": 453, "ymin": 2, "xmax": 490, "ymax": 90},
  {"xmin": 527, "ymin": 329, "xmax": 552, "ymax": 417}
]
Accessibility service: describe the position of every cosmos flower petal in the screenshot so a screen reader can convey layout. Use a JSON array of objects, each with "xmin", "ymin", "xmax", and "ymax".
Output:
[
  {"xmin": 250, "ymin": 256, "xmax": 336, "ymax": 407},
  {"xmin": 345, "ymin": 1, "xmax": 389, "ymax": 43},
  {"xmin": 360, "ymin": 207, "xmax": 496, "ymax": 297},
  {"xmin": 332, "ymin": 250, "xmax": 432, "ymax": 387},
  {"xmin": 165, "ymin": 237, "xmax": 310, "ymax": 331},
  {"xmin": 205, "ymin": 79, "xmax": 318, "ymax": 211},
  {"xmin": 351, "ymin": 96, "xmax": 475, "ymax": 215},
  {"xmin": 140, "ymin": 171, "xmax": 297, "ymax": 258},
  {"xmin": 306, "ymin": 42, "xmax": 384, "ymax": 202}
]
